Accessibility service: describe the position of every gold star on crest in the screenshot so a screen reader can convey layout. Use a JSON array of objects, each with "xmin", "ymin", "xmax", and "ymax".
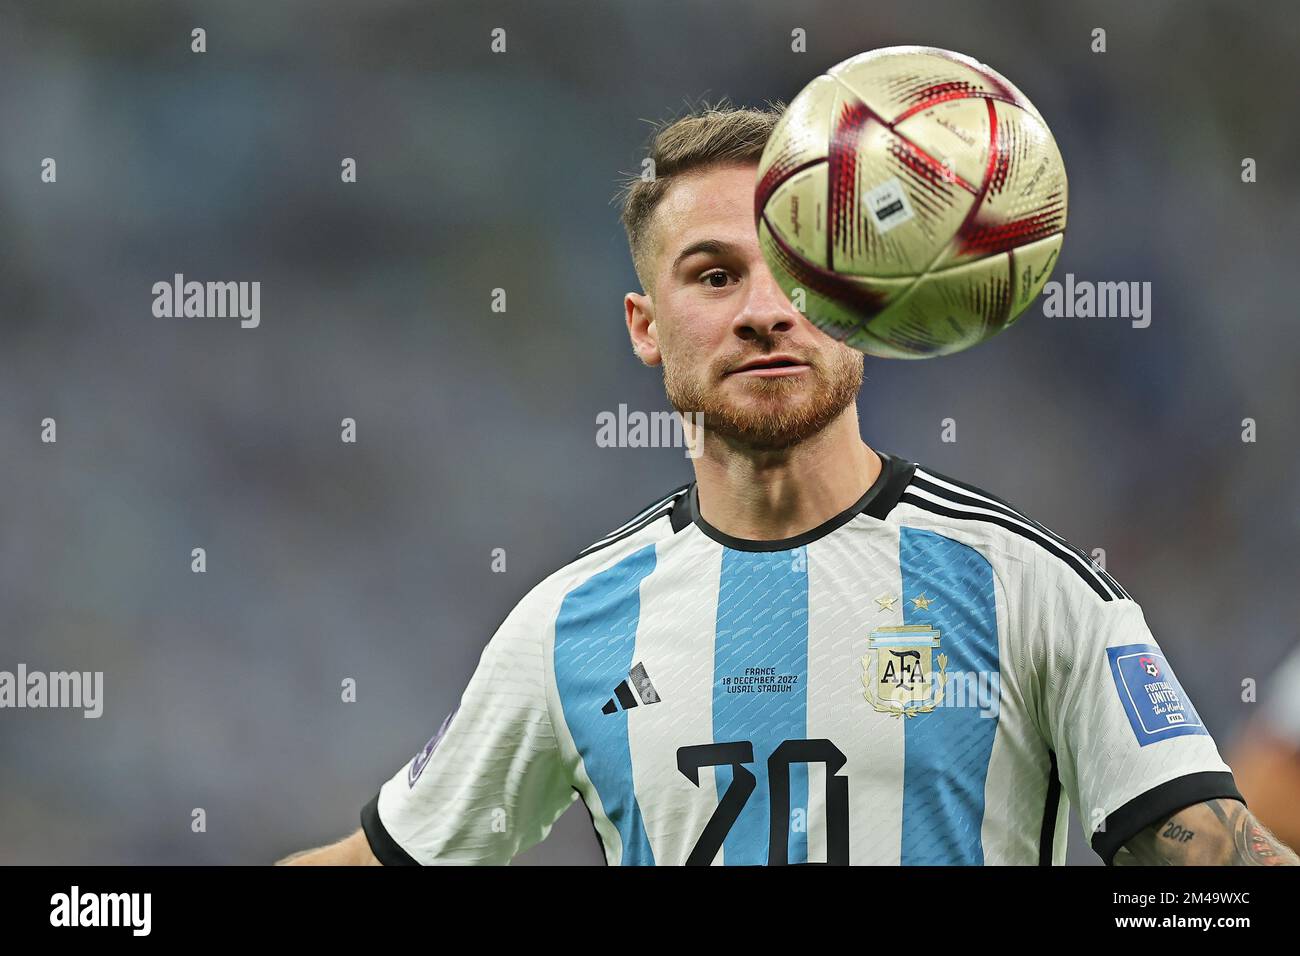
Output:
[
  {"xmin": 874, "ymin": 594, "xmax": 898, "ymax": 612},
  {"xmin": 910, "ymin": 593, "xmax": 935, "ymax": 611}
]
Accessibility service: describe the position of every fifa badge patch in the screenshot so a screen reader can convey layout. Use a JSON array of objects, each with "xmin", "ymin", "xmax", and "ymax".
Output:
[
  {"xmin": 861, "ymin": 624, "xmax": 946, "ymax": 717},
  {"xmin": 1106, "ymin": 644, "xmax": 1208, "ymax": 746}
]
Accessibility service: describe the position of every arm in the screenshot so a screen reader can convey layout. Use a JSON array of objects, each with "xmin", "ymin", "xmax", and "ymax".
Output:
[
  {"xmin": 1115, "ymin": 798, "xmax": 1299, "ymax": 866},
  {"xmin": 1016, "ymin": 542, "xmax": 1251, "ymax": 865},
  {"xmin": 275, "ymin": 576, "xmax": 575, "ymax": 867},
  {"xmin": 347, "ymin": 579, "xmax": 576, "ymax": 865},
  {"xmin": 276, "ymin": 828, "xmax": 380, "ymax": 866}
]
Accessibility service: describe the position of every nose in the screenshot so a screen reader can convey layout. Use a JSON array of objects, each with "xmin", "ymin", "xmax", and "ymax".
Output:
[{"xmin": 731, "ymin": 265, "xmax": 802, "ymax": 341}]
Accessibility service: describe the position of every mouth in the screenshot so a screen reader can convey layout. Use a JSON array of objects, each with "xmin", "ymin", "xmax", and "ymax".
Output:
[{"xmin": 726, "ymin": 355, "xmax": 811, "ymax": 378}]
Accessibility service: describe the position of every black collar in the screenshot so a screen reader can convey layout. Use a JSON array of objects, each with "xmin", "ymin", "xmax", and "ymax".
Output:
[{"xmin": 669, "ymin": 450, "xmax": 916, "ymax": 552}]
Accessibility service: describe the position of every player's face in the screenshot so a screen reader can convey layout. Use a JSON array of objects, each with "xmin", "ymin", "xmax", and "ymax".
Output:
[{"xmin": 632, "ymin": 162, "xmax": 863, "ymax": 452}]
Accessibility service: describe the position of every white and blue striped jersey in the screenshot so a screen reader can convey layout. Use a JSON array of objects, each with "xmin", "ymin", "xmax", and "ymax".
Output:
[{"xmin": 361, "ymin": 450, "xmax": 1242, "ymax": 865}]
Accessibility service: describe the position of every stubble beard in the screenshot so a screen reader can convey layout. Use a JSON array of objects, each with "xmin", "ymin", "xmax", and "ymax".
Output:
[{"xmin": 663, "ymin": 346, "xmax": 864, "ymax": 452}]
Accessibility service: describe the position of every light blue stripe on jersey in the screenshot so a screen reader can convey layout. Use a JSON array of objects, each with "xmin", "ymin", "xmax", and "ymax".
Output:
[
  {"xmin": 898, "ymin": 527, "xmax": 1000, "ymax": 864},
  {"xmin": 554, "ymin": 544, "xmax": 657, "ymax": 865},
  {"xmin": 713, "ymin": 549, "xmax": 809, "ymax": 865}
]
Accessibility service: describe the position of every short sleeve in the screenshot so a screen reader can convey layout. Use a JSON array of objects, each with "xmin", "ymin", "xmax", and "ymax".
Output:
[
  {"xmin": 1034, "ymin": 579, "xmax": 1243, "ymax": 865},
  {"xmin": 360, "ymin": 580, "xmax": 577, "ymax": 864}
]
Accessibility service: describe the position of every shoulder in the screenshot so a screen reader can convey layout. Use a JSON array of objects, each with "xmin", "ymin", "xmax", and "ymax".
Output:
[
  {"xmin": 488, "ymin": 482, "xmax": 692, "ymax": 648},
  {"xmin": 528, "ymin": 480, "xmax": 694, "ymax": 602},
  {"xmin": 892, "ymin": 459, "xmax": 1132, "ymax": 605},
  {"xmin": 573, "ymin": 481, "xmax": 693, "ymax": 562}
]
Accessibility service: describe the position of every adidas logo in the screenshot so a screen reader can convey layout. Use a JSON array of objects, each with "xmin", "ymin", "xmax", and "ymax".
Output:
[{"xmin": 601, "ymin": 662, "xmax": 661, "ymax": 714}]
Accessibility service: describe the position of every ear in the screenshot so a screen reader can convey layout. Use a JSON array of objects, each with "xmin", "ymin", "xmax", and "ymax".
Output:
[{"xmin": 625, "ymin": 291, "xmax": 662, "ymax": 367}]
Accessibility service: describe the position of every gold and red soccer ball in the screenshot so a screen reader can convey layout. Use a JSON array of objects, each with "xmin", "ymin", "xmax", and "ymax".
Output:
[{"xmin": 756, "ymin": 46, "xmax": 1068, "ymax": 359}]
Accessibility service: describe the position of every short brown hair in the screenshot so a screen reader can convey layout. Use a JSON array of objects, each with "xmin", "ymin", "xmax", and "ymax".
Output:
[{"xmin": 617, "ymin": 98, "xmax": 785, "ymax": 292}]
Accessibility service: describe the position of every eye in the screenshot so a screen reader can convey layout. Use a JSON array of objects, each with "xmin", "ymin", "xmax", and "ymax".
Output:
[{"xmin": 700, "ymin": 269, "xmax": 733, "ymax": 289}]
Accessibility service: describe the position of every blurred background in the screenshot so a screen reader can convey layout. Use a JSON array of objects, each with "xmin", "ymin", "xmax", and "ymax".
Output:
[{"xmin": 0, "ymin": 0, "xmax": 1296, "ymax": 865}]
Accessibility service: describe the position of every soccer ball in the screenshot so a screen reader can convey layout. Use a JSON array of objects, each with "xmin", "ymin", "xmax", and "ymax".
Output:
[{"xmin": 755, "ymin": 46, "xmax": 1067, "ymax": 359}]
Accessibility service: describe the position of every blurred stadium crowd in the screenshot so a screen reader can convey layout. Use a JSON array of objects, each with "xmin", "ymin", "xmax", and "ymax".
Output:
[{"xmin": 0, "ymin": 0, "xmax": 1296, "ymax": 864}]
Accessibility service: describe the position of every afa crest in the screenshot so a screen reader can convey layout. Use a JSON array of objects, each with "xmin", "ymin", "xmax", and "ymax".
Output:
[{"xmin": 861, "ymin": 625, "xmax": 947, "ymax": 718}]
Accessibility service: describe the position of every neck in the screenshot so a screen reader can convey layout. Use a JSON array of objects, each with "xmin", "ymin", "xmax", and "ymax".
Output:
[{"xmin": 686, "ymin": 405, "xmax": 881, "ymax": 542}]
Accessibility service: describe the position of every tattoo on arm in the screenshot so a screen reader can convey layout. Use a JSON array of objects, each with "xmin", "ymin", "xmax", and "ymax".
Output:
[
  {"xmin": 1234, "ymin": 811, "xmax": 1292, "ymax": 865},
  {"xmin": 1206, "ymin": 799, "xmax": 1231, "ymax": 829},
  {"xmin": 1117, "ymin": 798, "xmax": 1299, "ymax": 865}
]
